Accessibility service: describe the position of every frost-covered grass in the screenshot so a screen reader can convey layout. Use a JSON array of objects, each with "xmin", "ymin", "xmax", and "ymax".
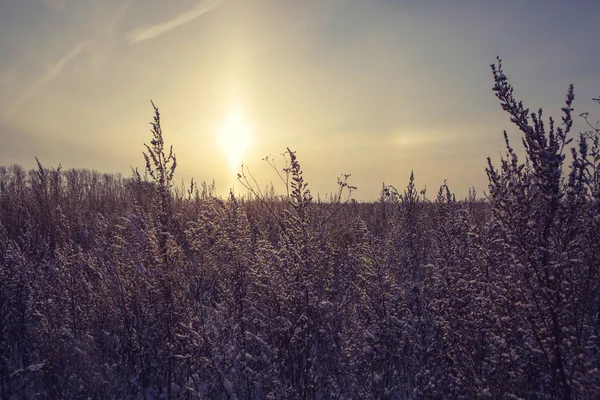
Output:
[{"xmin": 0, "ymin": 59, "xmax": 598, "ymax": 399}]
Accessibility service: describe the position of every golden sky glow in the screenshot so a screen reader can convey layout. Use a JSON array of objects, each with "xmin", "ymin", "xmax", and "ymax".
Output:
[
  {"xmin": 0, "ymin": 0, "xmax": 598, "ymax": 200},
  {"xmin": 218, "ymin": 105, "xmax": 252, "ymax": 173}
]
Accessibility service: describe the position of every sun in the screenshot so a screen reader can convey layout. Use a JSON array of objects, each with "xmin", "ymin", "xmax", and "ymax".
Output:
[{"xmin": 218, "ymin": 107, "xmax": 252, "ymax": 173}]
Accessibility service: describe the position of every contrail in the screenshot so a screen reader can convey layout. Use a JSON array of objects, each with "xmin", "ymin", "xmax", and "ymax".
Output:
[
  {"xmin": 9, "ymin": 41, "xmax": 85, "ymax": 116},
  {"xmin": 127, "ymin": 0, "xmax": 222, "ymax": 45}
]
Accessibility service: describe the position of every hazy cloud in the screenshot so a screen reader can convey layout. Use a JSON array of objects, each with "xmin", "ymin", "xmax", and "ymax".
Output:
[
  {"xmin": 127, "ymin": 0, "xmax": 222, "ymax": 45},
  {"xmin": 42, "ymin": 0, "xmax": 67, "ymax": 11}
]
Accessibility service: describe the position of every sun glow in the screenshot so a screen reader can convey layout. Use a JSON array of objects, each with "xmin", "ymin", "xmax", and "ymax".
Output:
[{"xmin": 218, "ymin": 107, "xmax": 252, "ymax": 173}]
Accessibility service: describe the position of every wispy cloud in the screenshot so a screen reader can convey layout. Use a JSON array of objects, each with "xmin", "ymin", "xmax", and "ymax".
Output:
[
  {"xmin": 127, "ymin": 0, "xmax": 222, "ymax": 45},
  {"xmin": 85, "ymin": 0, "xmax": 132, "ymax": 73},
  {"xmin": 9, "ymin": 42, "xmax": 85, "ymax": 116}
]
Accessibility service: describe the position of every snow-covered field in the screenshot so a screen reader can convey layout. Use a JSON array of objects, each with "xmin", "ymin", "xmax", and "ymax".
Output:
[{"xmin": 0, "ymin": 60, "xmax": 598, "ymax": 399}]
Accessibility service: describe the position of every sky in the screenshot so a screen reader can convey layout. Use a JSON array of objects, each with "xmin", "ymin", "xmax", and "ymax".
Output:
[{"xmin": 0, "ymin": 0, "xmax": 598, "ymax": 201}]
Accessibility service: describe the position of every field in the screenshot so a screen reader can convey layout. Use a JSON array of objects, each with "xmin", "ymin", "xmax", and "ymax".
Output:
[{"xmin": 0, "ymin": 61, "xmax": 599, "ymax": 399}]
